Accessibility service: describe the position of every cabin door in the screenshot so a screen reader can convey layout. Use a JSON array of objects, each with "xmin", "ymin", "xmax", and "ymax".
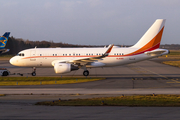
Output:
[{"xmin": 30, "ymin": 50, "xmax": 36, "ymax": 61}]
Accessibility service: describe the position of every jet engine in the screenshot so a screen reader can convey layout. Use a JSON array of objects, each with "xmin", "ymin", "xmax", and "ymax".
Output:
[{"xmin": 54, "ymin": 63, "xmax": 79, "ymax": 74}]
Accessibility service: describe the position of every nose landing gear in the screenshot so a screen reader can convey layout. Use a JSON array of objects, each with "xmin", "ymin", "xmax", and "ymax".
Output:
[{"xmin": 32, "ymin": 67, "xmax": 36, "ymax": 76}]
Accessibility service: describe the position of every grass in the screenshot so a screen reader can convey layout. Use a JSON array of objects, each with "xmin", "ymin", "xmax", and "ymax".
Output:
[
  {"xmin": 0, "ymin": 94, "xmax": 5, "ymax": 96},
  {"xmin": 160, "ymin": 50, "xmax": 180, "ymax": 59},
  {"xmin": 0, "ymin": 77, "xmax": 104, "ymax": 86},
  {"xmin": 36, "ymin": 94, "xmax": 180, "ymax": 106},
  {"xmin": 163, "ymin": 61, "xmax": 180, "ymax": 67},
  {"xmin": 167, "ymin": 50, "xmax": 180, "ymax": 55},
  {"xmin": 160, "ymin": 50, "xmax": 180, "ymax": 67}
]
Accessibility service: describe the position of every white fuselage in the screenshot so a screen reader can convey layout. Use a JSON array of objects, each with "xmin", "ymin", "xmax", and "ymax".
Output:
[
  {"xmin": 9, "ymin": 46, "xmax": 169, "ymax": 68},
  {"xmin": 9, "ymin": 19, "xmax": 169, "ymax": 76}
]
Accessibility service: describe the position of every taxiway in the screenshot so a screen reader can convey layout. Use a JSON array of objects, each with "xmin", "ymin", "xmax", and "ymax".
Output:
[{"xmin": 1, "ymin": 59, "xmax": 180, "ymax": 119}]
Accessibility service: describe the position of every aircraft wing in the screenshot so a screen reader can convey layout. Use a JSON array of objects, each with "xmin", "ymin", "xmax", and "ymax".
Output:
[
  {"xmin": 145, "ymin": 49, "xmax": 169, "ymax": 56},
  {"xmin": 51, "ymin": 44, "xmax": 114, "ymax": 66},
  {"xmin": 70, "ymin": 44, "xmax": 114, "ymax": 63},
  {"xmin": 69, "ymin": 44, "xmax": 114, "ymax": 65}
]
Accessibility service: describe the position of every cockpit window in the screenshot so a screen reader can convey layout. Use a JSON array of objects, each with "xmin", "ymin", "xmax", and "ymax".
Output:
[{"xmin": 17, "ymin": 53, "xmax": 25, "ymax": 56}]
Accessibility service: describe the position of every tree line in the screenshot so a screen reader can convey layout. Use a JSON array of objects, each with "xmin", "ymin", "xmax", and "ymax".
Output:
[
  {"xmin": 4, "ymin": 36, "xmax": 179, "ymax": 55},
  {"xmin": 5, "ymin": 37, "xmax": 95, "ymax": 55}
]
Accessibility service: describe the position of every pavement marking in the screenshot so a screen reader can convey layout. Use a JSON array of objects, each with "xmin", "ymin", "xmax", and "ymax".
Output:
[
  {"xmin": 127, "ymin": 64, "xmax": 180, "ymax": 85},
  {"xmin": 128, "ymin": 64, "xmax": 162, "ymax": 78},
  {"xmin": 137, "ymin": 66, "xmax": 168, "ymax": 79},
  {"xmin": 167, "ymin": 79, "xmax": 180, "ymax": 83},
  {"xmin": 136, "ymin": 66, "xmax": 180, "ymax": 84}
]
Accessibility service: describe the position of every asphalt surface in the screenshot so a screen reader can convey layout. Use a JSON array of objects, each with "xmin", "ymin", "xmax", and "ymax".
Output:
[{"xmin": 1, "ymin": 58, "xmax": 180, "ymax": 119}]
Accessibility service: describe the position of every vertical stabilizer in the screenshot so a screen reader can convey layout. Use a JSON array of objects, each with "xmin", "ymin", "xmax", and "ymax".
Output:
[
  {"xmin": 0, "ymin": 32, "xmax": 10, "ymax": 48},
  {"xmin": 132, "ymin": 19, "xmax": 165, "ymax": 50}
]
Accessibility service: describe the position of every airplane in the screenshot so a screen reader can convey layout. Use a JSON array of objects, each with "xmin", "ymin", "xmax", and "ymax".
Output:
[
  {"xmin": 9, "ymin": 19, "xmax": 169, "ymax": 76},
  {"xmin": 0, "ymin": 32, "xmax": 10, "ymax": 54}
]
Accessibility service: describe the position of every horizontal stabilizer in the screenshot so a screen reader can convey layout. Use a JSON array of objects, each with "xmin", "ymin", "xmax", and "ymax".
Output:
[
  {"xmin": 0, "ymin": 49, "xmax": 10, "ymax": 54},
  {"xmin": 145, "ymin": 49, "xmax": 169, "ymax": 56}
]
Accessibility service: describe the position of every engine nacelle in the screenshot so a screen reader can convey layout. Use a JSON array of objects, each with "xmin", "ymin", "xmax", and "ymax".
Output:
[{"xmin": 54, "ymin": 63, "xmax": 79, "ymax": 74}]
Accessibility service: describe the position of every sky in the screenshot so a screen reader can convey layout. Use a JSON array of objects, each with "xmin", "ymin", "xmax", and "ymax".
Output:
[{"xmin": 0, "ymin": 0, "xmax": 180, "ymax": 45}]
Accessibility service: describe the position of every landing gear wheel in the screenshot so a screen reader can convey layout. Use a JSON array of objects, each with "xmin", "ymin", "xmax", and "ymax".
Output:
[
  {"xmin": 83, "ymin": 70, "xmax": 89, "ymax": 76},
  {"xmin": 32, "ymin": 67, "xmax": 36, "ymax": 76},
  {"xmin": 2, "ymin": 71, "xmax": 9, "ymax": 76},
  {"xmin": 32, "ymin": 72, "xmax": 36, "ymax": 76}
]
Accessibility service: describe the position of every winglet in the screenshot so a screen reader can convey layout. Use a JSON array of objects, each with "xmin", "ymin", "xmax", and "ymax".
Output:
[{"xmin": 103, "ymin": 44, "xmax": 114, "ymax": 56}]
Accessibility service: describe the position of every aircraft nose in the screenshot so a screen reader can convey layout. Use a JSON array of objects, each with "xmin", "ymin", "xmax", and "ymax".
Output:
[{"xmin": 9, "ymin": 57, "xmax": 15, "ymax": 65}]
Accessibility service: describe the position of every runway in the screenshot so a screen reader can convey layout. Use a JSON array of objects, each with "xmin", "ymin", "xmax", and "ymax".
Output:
[{"xmin": 1, "ymin": 59, "xmax": 180, "ymax": 119}]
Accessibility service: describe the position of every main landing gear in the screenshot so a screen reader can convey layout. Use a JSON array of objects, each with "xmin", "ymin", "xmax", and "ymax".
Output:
[
  {"xmin": 31, "ymin": 67, "xmax": 36, "ymax": 76},
  {"xmin": 83, "ymin": 70, "xmax": 89, "ymax": 76}
]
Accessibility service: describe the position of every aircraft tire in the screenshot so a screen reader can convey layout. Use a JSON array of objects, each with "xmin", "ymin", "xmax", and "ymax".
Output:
[
  {"xmin": 32, "ymin": 72, "xmax": 36, "ymax": 76},
  {"xmin": 2, "ymin": 71, "xmax": 9, "ymax": 76},
  {"xmin": 83, "ymin": 70, "xmax": 89, "ymax": 76}
]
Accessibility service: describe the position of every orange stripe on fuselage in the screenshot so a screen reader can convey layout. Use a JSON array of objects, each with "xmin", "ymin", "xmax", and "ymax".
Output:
[
  {"xmin": 22, "ymin": 56, "xmax": 101, "ymax": 59},
  {"xmin": 22, "ymin": 55, "xmax": 124, "ymax": 60}
]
